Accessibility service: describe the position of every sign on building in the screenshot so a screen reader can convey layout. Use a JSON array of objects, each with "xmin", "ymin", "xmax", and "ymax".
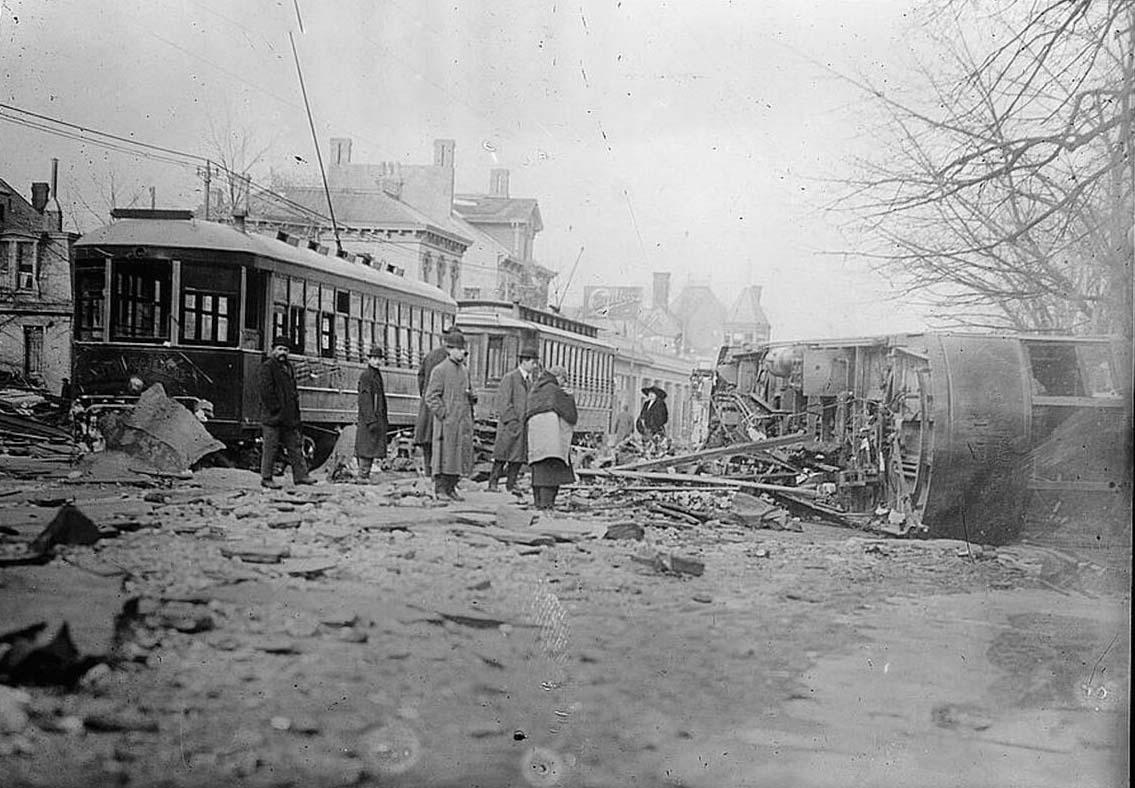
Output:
[{"xmin": 582, "ymin": 286, "xmax": 643, "ymax": 319}]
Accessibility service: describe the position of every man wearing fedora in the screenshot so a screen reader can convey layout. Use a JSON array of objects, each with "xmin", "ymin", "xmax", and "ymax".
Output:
[
  {"xmin": 414, "ymin": 325, "xmax": 460, "ymax": 475},
  {"xmin": 636, "ymin": 384, "xmax": 669, "ymax": 444},
  {"xmin": 259, "ymin": 335, "xmax": 316, "ymax": 489},
  {"xmin": 355, "ymin": 344, "xmax": 389, "ymax": 482},
  {"xmin": 487, "ymin": 340, "xmax": 539, "ymax": 494},
  {"xmin": 423, "ymin": 329, "xmax": 475, "ymax": 500}
]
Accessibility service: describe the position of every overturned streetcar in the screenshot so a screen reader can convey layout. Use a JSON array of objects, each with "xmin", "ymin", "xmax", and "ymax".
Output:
[
  {"xmin": 709, "ymin": 333, "xmax": 1130, "ymax": 543},
  {"xmin": 71, "ymin": 209, "xmax": 457, "ymax": 464}
]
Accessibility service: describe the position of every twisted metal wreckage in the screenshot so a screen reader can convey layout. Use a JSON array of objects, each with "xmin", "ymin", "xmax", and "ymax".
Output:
[{"xmin": 586, "ymin": 332, "xmax": 1129, "ymax": 545}]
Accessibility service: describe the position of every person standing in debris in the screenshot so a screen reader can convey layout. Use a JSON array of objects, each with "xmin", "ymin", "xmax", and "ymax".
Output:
[
  {"xmin": 525, "ymin": 364, "xmax": 577, "ymax": 510},
  {"xmin": 612, "ymin": 400, "xmax": 635, "ymax": 446},
  {"xmin": 423, "ymin": 330, "xmax": 475, "ymax": 500},
  {"xmin": 259, "ymin": 336, "xmax": 315, "ymax": 489},
  {"xmin": 355, "ymin": 344, "xmax": 389, "ymax": 482},
  {"xmin": 414, "ymin": 325, "xmax": 459, "ymax": 475},
  {"xmin": 636, "ymin": 385, "xmax": 669, "ymax": 442},
  {"xmin": 487, "ymin": 342, "xmax": 539, "ymax": 494}
]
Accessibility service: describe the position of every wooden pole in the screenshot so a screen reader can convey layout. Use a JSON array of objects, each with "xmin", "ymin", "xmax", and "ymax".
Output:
[
  {"xmin": 575, "ymin": 467, "xmax": 820, "ymax": 498},
  {"xmin": 610, "ymin": 431, "xmax": 807, "ymax": 471}
]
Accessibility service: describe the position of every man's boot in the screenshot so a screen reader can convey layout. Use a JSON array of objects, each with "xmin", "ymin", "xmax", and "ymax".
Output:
[{"xmin": 487, "ymin": 461, "xmax": 504, "ymax": 491}]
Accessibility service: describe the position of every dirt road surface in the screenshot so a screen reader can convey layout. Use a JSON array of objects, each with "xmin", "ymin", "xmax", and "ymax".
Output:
[{"xmin": 1, "ymin": 468, "xmax": 1129, "ymax": 787}]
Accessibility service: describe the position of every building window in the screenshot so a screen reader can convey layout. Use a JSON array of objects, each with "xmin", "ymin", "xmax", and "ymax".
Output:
[
  {"xmin": 23, "ymin": 326, "xmax": 44, "ymax": 381},
  {"xmin": 112, "ymin": 261, "xmax": 171, "ymax": 342},
  {"xmin": 421, "ymin": 253, "xmax": 433, "ymax": 283},
  {"xmin": 436, "ymin": 259, "xmax": 447, "ymax": 290},
  {"xmin": 15, "ymin": 242, "xmax": 36, "ymax": 290},
  {"xmin": 463, "ymin": 287, "xmax": 481, "ymax": 300}
]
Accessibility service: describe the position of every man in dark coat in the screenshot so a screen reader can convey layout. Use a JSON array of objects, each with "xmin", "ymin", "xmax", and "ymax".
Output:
[
  {"xmin": 636, "ymin": 385, "xmax": 669, "ymax": 440},
  {"xmin": 487, "ymin": 342, "xmax": 539, "ymax": 494},
  {"xmin": 259, "ymin": 336, "xmax": 315, "ymax": 489},
  {"xmin": 423, "ymin": 330, "xmax": 475, "ymax": 500},
  {"xmin": 413, "ymin": 325, "xmax": 460, "ymax": 475},
  {"xmin": 355, "ymin": 344, "xmax": 389, "ymax": 481}
]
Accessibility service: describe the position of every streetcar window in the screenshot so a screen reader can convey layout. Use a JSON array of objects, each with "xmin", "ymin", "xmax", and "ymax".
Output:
[
  {"xmin": 75, "ymin": 266, "xmax": 104, "ymax": 340},
  {"xmin": 244, "ymin": 269, "xmax": 266, "ymax": 339},
  {"xmin": 487, "ymin": 336, "xmax": 505, "ymax": 381},
  {"xmin": 111, "ymin": 260, "xmax": 170, "ymax": 342},
  {"xmin": 301, "ymin": 284, "xmax": 318, "ymax": 356},
  {"xmin": 1025, "ymin": 342, "xmax": 1085, "ymax": 397},
  {"xmin": 181, "ymin": 263, "xmax": 239, "ymax": 346}
]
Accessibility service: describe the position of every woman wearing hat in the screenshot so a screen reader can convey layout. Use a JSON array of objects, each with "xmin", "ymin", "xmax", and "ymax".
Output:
[
  {"xmin": 636, "ymin": 384, "xmax": 669, "ymax": 442},
  {"xmin": 355, "ymin": 344, "xmax": 389, "ymax": 481},
  {"xmin": 525, "ymin": 365, "xmax": 577, "ymax": 510},
  {"xmin": 423, "ymin": 329, "xmax": 475, "ymax": 500}
]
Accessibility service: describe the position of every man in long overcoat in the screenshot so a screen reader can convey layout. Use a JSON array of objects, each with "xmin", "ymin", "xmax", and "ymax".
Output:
[
  {"xmin": 259, "ymin": 335, "xmax": 315, "ymax": 489},
  {"xmin": 413, "ymin": 326, "xmax": 459, "ymax": 474},
  {"xmin": 423, "ymin": 331, "xmax": 475, "ymax": 500},
  {"xmin": 355, "ymin": 344, "xmax": 389, "ymax": 481},
  {"xmin": 487, "ymin": 342, "xmax": 539, "ymax": 493}
]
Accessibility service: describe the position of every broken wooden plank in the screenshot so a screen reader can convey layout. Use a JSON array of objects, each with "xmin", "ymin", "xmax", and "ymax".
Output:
[
  {"xmin": 610, "ymin": 432, "xmax": 808, "ymax": 472},
  {"xmin": 576, "ymin": 468, "xmax": 820, "ymax": 498}
]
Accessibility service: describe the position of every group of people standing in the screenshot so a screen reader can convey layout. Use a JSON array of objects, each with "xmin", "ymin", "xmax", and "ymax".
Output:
[
  {"xmin": 258, "ymin": 327, "xmax": 664, "ymax": 509},
  {"xmin": 409, "ymin": 327, "xmax": 577, "ymax": 509}
]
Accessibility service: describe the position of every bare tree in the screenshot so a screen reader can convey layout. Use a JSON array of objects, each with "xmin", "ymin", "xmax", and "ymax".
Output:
[
  {"xmin": 204, "ymin": 105, "xmax": 276, "ymax": 219},
  {"xmin": 69, "ymin": 166, "xmax": 147, "ymax": 229},
  {"xmin": 837, "ymin": 0, "xmax": 1133, "ymax": 337}
]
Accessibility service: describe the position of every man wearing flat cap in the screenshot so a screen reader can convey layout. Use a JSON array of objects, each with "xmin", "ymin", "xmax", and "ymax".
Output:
[
  {"xmin": 355, "ymin": 344, "xmax": 389, "ymax": 482},
  {"xmin": 258, "ymin": 336, "xmax": 316, "ymax": 489},
  {"xmin": 488, "ymin": 340, "xmax": 539, "ymax": 494},
  {"xmin": 636, "ymin": 384, "xmax": 669, "ymax": 444},
  {"xmin": 423, "ymin": 329, "xmax": 475, "ymax": 500}
]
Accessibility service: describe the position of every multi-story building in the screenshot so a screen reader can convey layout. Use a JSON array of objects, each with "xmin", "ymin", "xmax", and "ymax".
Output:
[
  {"xmin": 453, "ymin": 168, "xmax": 555, "ymax": 307},
  {"xmin": 0, "ymin": 161, "xmax": 76, "ymax": 392}
]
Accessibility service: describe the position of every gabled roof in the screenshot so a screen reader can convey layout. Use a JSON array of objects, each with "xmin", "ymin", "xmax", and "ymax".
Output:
[
  {"xmin": 450, "ymin": 213, "xmax": 514, "ymax": 261},
  {"xmin": 669, "ymin": 283, "xmax": 725, "ymax": 319},
  {"xmin": 252, "ymin": 187, "xmax": 471, "ymax": 247},
  {"xmin": 725, "ymin": 286, "xmax": 770, "ymax": 327},
  {"xmin": 0, "ymin": 177, "xmax": 42, "ymax": 234},
  {"xmin": 453, "ymin": 194, "xmax": 543, "ymax": 233}
]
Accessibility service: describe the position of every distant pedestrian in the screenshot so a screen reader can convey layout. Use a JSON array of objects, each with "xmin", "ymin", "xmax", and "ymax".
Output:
[
  {"xmin": 414, "ymin": 325, "xmax": 459, "ymax": 475},
  {"xmin": 488, "ymin": 341, "xmax": 539, "ymax": 494},
  {"xmin": 423, "ymin": 330, "xmax": 475, "ymax": 500},
  {"xmin": 636, "ymin": 385, "xmax": 669, "ymax": 441},
  {"xmin": 525, "ymin": 365, "xmax": 577, "ymax": 510},
  {"xmin": 355, "ymin": 344, "xmax": 389, "ymax": 482},
  {"xmin": 612, "ymin": 400, "xmax": 634, "ymax": 445},
  {"xmin": 259, "ymin": 336, "xmax": 315, "ymax": 489}
]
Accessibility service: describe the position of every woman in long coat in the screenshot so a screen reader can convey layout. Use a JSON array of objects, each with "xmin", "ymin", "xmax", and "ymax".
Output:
[
  {"xmin": 355, "ymin": 344, "xmax": 389, "ymax": 481},
  {"xmin": 423, "ymin": 332, "xmax": 475, "ymax": 499},
  {"xmin": 525, "ymin": 365, "xmax": 577, "ymax": 510}
]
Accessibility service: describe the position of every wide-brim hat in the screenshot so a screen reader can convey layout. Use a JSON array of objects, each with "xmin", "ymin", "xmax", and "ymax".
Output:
[
  {"xmin": 367, "ymin": 344, "xmax": 385, "ymax": 359},
  {"xmin": 270, "ymin": 335, "xmax": 292, "ymax": 352},
  {"xmin": 642, "ymin": 385, "xmax": 667, "ymax": 398},
  {"xmin": 518, "ymin": 342, "xmax": 539, "ymax": 360},
  {"xmin": 444, "ymin": 329, "xmax": 467, "ymax": 349}
]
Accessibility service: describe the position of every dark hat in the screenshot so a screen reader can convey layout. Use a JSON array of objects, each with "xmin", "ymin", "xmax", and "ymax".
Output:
[
  {"xmin": 270, "ymin": 335, "xmax": 292, "ymax": 351},
  {"xmin": 444, "ymin": 329, "xmax": 467, "ymax": 349},
  {"xmin": 642, "ymin": 384, "xmax": 667, "ymax": 399},
  {"xmin": 367, "ymin": 344, "xmax": 385, "ymax": 359},
  {"xmin": 519, "ymin": 341, "xmax": 539, "ymax": 360}
]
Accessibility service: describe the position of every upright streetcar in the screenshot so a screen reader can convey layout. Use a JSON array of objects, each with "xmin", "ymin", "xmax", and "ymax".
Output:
[
  {"xmin": 456, "ymin": 300, "xmax": 617, "ymax": 441},
  {"xmin": 72, "ymin": 209, "xmax": 457, "ymax": 464}
]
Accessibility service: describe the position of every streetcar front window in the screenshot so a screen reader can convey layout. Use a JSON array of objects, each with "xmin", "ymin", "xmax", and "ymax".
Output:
[
  {"xmin": 75, "ymin": 265, "xmax": 105, "ymax": 340},
  {"xmin": 181, "ymin": 263, "xmax": 239, "ymax": 346},
  {"xmin": 111, "ymin": 260, "xmax": 171, "ymax": 342}
]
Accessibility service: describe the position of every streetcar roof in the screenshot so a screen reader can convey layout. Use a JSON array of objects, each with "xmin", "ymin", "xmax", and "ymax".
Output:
[
  {"xmin": 76, "ymin": 217, "xmax": 457, "ymax": 306},
  {"xmin": 457, "ymin": 310, "xmax": 617, "ymax": 350}
]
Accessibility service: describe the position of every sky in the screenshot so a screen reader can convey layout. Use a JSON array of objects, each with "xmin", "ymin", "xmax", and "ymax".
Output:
[{"xmin": 1, "ymin": 0, "xmax": 933, "ymax": 340}]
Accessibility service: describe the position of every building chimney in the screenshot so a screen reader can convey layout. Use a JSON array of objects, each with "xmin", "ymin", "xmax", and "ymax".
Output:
[
  {"xmin": 490, "ymin": 168, "xmax": 510, "ymax": 198},
  {"xmin": 434, "ymin": 139, "xmax": 455, "ymax": 168},
  {"xmin": 31, "ymin": 182, "xmax": 49, "ymax": 213},
  {"xmin": 653, "ymin": 272, "xmax": 671, "ymax": 311},
  {"xmin": 44, "ymin": 159, "xmax": 63, "ymax": 232},
  {"xmin": 330, "ymin": 137, "xmax": 352, "ymax": 165}
]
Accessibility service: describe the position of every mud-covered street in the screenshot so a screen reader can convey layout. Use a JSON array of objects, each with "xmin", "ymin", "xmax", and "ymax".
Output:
[{"xmin": 1, "ymin": 466, "xmax": 1129, "ymax": 788}]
